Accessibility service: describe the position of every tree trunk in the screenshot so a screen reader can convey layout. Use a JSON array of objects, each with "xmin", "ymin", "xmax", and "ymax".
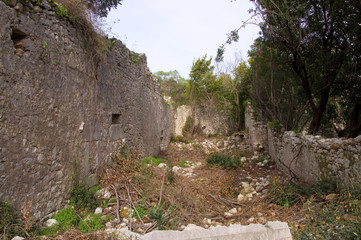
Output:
[
  {"xmin": 348, "ymin": 102, "xmax": 361, "ymax": 138},
  {"xmin": 308, "ymin": 83, "xmax": 331, "ymax": 134}
]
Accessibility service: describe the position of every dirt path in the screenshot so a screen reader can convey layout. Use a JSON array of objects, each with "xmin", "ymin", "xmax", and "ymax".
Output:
[{"xmin": 155, "ymin": 136, "xmax": 303, "ymax": 228}]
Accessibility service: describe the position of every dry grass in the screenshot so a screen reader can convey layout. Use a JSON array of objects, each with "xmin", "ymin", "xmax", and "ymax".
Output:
[{"xmin": 94, "ymin": 139, "xmax": 304, "ymax": 232}]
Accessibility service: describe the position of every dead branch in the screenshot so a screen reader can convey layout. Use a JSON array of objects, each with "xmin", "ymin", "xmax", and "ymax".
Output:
[
  {"xmin": 125, "ymin": 182, "xmax": 133, "ymax": 233},
  {"xmin": 145, "ymin": 222, "xmax": 157, "ymax": 233},
  {"xmin": 158, "ymin": 169, "xmax": 166, "ymax": 208},
  {"xmin": 110, "ymin": 184, "xmax": 121, "ymax": 221}
]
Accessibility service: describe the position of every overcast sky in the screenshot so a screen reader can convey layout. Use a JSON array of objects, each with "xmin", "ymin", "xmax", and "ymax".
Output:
[{"xmin": 105, "ymin": 0, "xmax": 260, "ymax": 78}]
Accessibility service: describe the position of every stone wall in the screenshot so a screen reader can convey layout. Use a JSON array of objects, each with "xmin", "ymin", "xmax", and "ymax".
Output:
[
  {"xmin": 245, "ymin": 104, "xmax": 361, "ymax": 184},
  {"xmin": 174, "ymin": 105, "xmax": 230, "ymax": 137},
  {"xmin": 0, "ymin": 0, "xmax": 172, "ymax": 219},
  {"xmin": 245, "ymin": 103, "xmax": 268, "ymax": 153},
  {"xmin": 268, "ymin": 130, "xmax": 361, "ymax": 184}
]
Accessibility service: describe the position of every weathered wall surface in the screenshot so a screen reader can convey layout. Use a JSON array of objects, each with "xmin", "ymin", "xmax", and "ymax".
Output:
[
  {"xmin": 174, "ymin": 105, "xmax": 230, "ymax": 137},
  {"xmin": 245, "ymin": 104, "xmax": 361, "ymax": 184},
  {"xmin": 267, "ymin": 130, "xmax": 361, "ymax": 184},
  {"xmin": 0, "ymin": 0, "xmax": 172, "ymax": 219},
  {"xmin": 245, "ymin": 103, "xmax": 268, "ymax": 153}
]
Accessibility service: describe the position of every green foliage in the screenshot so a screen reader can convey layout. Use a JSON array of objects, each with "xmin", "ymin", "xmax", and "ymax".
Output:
[
  {"xmin": 149, "ymin": 205, "xmax": 177, "ymax": 230},
  {"xmin": 271, "ymin": 179, "xmax": 338, "ymax": 209},
  {"xmin": 69, "ymin": 184, "xmax": 101, "ymax": 211},
  {"xmin": 291, "ymin": 183, "xmax": 361, "ymax": 239},
  {"xmin": 129, "ymin": 51, "xmax": 144, "ymax": 64},
  {"xmin": 53, "ymin": 207, "xmax": 79, "ymax": 229},
  {"xmin": 207, "ymin": 153, "xmax": 245, "ymax": 170},
  {"xmin": 85, "ymin": 0, "xmax": 123, "ymax": 17},
  {"xmin": 54, "ymin": 2, "xmax": 70, "ymax": 19},
  {"xmin": 42, "ymin": 42, "xmax": 48, "ymax": 48},
  {"xmin": 38, "ymin": 207, "xmax": 78, "ymax": 237},
  {"xmin": 178, "ymin": 160, "xmax": 192, "ymax": 167},
  {"xmin": 268, "ymin": 120, "xmax": 282, "ymax": 132},
  {"xmin": 141, "ymin": 156, "xmax": 165, "ymax": 166},
  {"xmin": 186, "ymin": 55, "xmax": 223, "ymax": 105},
  {"xmin": 78, "ymin": 213, "xmax": 104, "ymax": 233},
  {"xmin": 0, "ymin": 201, "xmax": 22, "ymax": 238},
  {"xmin": 270, "ymin": 180, "xmax": 304, "ymax": 208},
  {"xmin": 170, "ymin": 135, "xmax": 193, "ymax": 144},
  {"xmin": 132, "ymin": 206, "xmax": 149, "ymax": 219},
  {"xmin": 154, "ymin": 70, "xmax": 187, "ymax": 108}
]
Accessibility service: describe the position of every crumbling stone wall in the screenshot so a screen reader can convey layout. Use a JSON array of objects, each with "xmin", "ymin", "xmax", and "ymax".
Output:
[
  {"xmin": 268, "ymin": 130, "xmax": 361, "ymax": 184},
  {"xmin": 245, "ymin": 103, "xmax": 268, "ymax": 153},
  {"xmin": 174, "ymin": 105, "xmax": 230, "ymax": 137},
  {"xmin": 245, "ymin": 104, "xmax": 361, "ymax": 184},
  {"xmin": 0, "ymin": 0, "xmax": 172, "ymax": 219}
]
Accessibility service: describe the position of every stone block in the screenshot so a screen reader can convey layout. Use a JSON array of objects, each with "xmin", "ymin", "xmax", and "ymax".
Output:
[
  {"xmin": 140, "ymin": 222, "xmax": 292, "ymax": 240},
  {"xmin": 109, "ymin": 124, "xmax": 124, "ymax": 141}
]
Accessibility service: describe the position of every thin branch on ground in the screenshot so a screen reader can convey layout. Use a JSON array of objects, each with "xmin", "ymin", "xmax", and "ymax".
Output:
[{"xmin": 110, "ymin": 184, "xmax": 121, "ymax": 221}]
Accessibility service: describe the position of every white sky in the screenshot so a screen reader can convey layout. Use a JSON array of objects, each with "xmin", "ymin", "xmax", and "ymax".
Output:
[{"xmin": 105, "ymin": 0, "xmax": 260, "ymax": 78}]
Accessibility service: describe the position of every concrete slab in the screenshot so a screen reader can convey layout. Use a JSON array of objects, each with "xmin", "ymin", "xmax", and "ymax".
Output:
[{"xmin": 140, "ymin": 221, "xmax": 292, "ymax": 240}]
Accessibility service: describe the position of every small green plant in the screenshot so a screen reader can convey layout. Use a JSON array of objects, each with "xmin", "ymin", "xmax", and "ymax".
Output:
[
  {"xmin": 178, "ymin": 160, "xmax": 192, "ymax": 167},
  {"xmin": 129, "ymin": 51, "xmax": 144, "ymax": 64},
  {"xmin": 0, "ymin": 201, "xmax": 23, "ymax": 238},
  {"xmin": 78, "ymin": 213, "xmax": 104, "ymax": 233},
  {"xmin": 291, "ymin": 184, "xmax": 361, "ymax": 239},
  {"xmin": 54, "ymin": 2, "xmax": 70, "ymax": 19},
  {"xmin": 51, "ymin": 60, "xmax": 60, "ymax": 65},
  {"xmin": 141, "ymin": 156, "xmax": 165, "ymax": 166},
  {"xmin": 270, "ymin": 178, "xmax": 304, "ymax": 208},
  {"xmin": 38, "ymin": 207, "xmax": 78, "ymax": 237},
  {"xmin": 69, "ymin": 184, "xmax": 101, "ymax": 211},
  {"xmin": 149, "ymin": 205, "xmax": 177, "ymax": 230},
  {"xmin": 132, "ymin": 206, "xmax": 149, "ymax": 219},
  {"xmin": 268, "ymin": 120, "xmax": 282, "ymax": 132},
  {"xmin": 53, "ymin": 207, "xmax": 78, "ymax": 229},
  {"xmin": 207, "ymin": 153, "xmax": 244, "ymax": 170},
  {"xmin": 42, "ymin": 42, "xmax": 48, "ymax": 48}
]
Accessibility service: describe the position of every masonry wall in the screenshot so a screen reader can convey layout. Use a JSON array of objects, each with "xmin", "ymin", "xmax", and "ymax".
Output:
[
  {"xmin": 174, "ymin": 105, "xmax": 231, "ymax": 137},
  {"xmin": 0, "ymin": 0, "xmax": 172, "ymax": 219},
  {"xmin": 245, "ymin": 104, "xmax": 361, "ymax": 184}
]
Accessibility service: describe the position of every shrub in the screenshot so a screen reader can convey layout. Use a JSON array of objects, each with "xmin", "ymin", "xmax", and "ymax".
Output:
[
  {"xmin": 207, "ymin": 153, "xmax": 244, "ymax": 170},
  {"xmin": 270, "ymin": 180, "xmax": 304, "ymax": 208},
  {"xmin": 268, "ymin": 120, "xmax": 282, "ymax": 132},
  {"xmin": 291, "ymin": 185, "xmax": 361, "ymax": 239},
  {"xmin": 132, "ymin": 206, "xmax": 149, "ymax": 219},
  {"xmin": 0, "ymin": 201, "xmax": 22, "ymax": 238},
  {"xmin": 53, "ymin": 207, "xmax": 78, "ymax": 230},
  {"xmin": 69, "ymin": 184, "xmax": 101, "ymax": 211},
  {"xmin": 141, "ymin": 157, "xmax": 165, "ymax": 166},
  {"xmin": 78, "ymin": 213, "xmax": 104, "ymax": 233}
]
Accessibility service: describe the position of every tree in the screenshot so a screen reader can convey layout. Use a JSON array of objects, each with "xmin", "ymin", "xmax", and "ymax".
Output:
[
  {"xmin": 247, "ymin": 38, "xmax": 310, "ymax": 131},
  {"xmin": 86, "ymin": 0, "xmax": 123, "ymax": 17},
  {"xmin": 253, "ymin": 0, "xmax": 361, "ymax": 135},
  {"xmin": 153, "ymin": 70, "xmax": 187, "ymax": 107},
  {"xmin": 186, "ymin": 55, "xmax": 223, "ymax": 106},
  {"xmin": 219, "ymin": 0, "xmax": 361, "ymax": 136},
  {"xmin": 219, "ymin": 61, "xmax": 250, "ymax": 130}
]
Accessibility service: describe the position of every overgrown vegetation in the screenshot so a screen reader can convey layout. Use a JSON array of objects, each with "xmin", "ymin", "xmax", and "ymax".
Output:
[
  {"xmin": 0, "ymin": 201, "xmax": 23, "ymax": 239},
  {"xmin": 217, "ymin": 0, "xmax": 361, "ymax": 137},
  {"xmin": 69, "ymin": 184, "xmax": 101, "ymax": 210},
  {"xmin": 207, "ymin": 152, "xmax": 246, "ymax": 170},
  {"xmin": 141, "ymin": 156, "xmax": 166, "ymax": 166},
  {"xmin": 269, "ymin": 178, "xmax": 361, "ymax": 239}
]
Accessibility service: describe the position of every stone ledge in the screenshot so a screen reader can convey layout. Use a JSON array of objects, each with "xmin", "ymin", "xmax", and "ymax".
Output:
[{"xmin": 140, "ymin": 221, "xmax": 292, "ymax": 240}]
